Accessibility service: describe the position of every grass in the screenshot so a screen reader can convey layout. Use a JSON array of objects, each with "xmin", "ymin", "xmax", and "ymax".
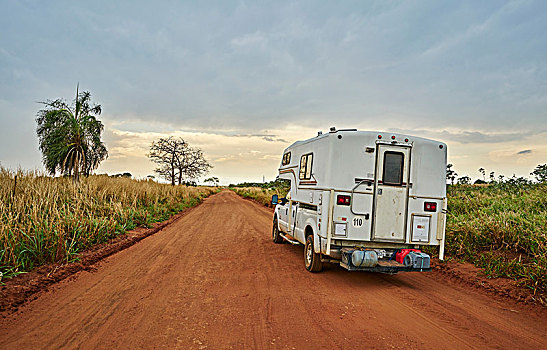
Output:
[
  {"xmin": 229, "ymin": 179, "xmax": 290, "ymax": 206},
  {"xmin": 229, "ymin": 186, "xmax": 288, "ymax": 207},
  {"xmin": 230, "ymin": 183, "xmax": 547, "ymax": 302},
  {"xmin": 445, "ymin": 183, "xmax": 546, "ymax": 301},
  {"xmin": 0, "ymin": 167, "xmax": 217, "ymax": 278}
]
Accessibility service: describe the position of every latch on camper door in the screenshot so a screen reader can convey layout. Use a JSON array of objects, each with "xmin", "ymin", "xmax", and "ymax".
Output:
[{"xmin": 378, "ymin": 189, "xmax": 383, "ymax": 195}]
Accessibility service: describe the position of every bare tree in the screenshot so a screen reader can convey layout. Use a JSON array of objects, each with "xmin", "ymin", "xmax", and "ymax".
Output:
[
  {"xmin": 148, "ymin": 137, "xmax": 211, "ymax": 185},
  {"xmin": 148, "ymin": 137, "xmax": 181, "ymax": 185},
  {"xmin": 176, "ymin": 147, "xmax": 211, "ymax": 184}
]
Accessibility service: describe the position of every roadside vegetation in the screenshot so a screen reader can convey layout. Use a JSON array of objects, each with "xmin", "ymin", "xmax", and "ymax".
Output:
[
  {"xmin": 0, "ymin": 86, "xmax": 219, "ymax": 281},
  {"xmin": 230, "ymin": 169, "xmax": 546, "ymax": 303},
  {"xmin": 229, "ymin": 179, "xmax": 290, "ymax": 207},
  {"xmin": 446, "ymin": 182, "xmax": 546, "ymax": 301},
  {"xmin": 0, "ymin": 168, "xmax": 216, "ymax": 279}
]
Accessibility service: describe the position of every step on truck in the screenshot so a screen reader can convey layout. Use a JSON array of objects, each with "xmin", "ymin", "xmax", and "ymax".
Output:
[{"xmin": 271, "ymin": 128, "xmax": 447, "ymax": 273}]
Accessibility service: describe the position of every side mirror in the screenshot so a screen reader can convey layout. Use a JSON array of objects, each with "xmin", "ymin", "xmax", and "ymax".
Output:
[{"xmin": 271, "ymin": 194, "xmax": 279, "ymax": 205}]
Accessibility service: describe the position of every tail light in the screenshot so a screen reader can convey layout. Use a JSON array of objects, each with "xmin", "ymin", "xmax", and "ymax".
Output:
[
  {"xmin": 424, "ymin": 202, "xmax": 437, "ymax": 212},
  {"xmin": 337, "ymin": 195, "xmax": 351, "ymax": 206}
]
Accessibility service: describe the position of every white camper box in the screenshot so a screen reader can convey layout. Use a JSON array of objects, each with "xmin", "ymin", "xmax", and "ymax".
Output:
[{"xmin": 271, "ymin": 128, "xmax": 447, "ymax": 273}]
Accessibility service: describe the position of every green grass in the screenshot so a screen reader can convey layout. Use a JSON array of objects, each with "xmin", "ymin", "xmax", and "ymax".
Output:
[
  {"xmin": 229, "ymin": 179, "xmax": 290, "ymax": 206},
  {"xmin": 445, "ymin": 183, "xmax": 546, "ymax": 300}
]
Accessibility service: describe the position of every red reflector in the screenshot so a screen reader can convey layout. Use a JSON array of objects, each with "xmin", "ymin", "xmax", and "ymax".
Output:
[
  {"xmin": 405, "ymin": 138, "xmax": 409, "ymax": 142},
  {"xmin": 391, "ymin": 135, "xmax": 395, "ymax": 140},
  {"xmin": 378, "ymin": 135, "xmax": 382, "ymax": 139},
  {"xmin": 424, "ymin": 202, "xmax": 437, "ymax": 212},
  {"xmin": 337, "ymin": 195, "xmax": 351, "ymax": 206}
]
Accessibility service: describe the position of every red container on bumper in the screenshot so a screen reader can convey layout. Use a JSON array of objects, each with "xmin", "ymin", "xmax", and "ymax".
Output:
[{"xmin": 396, "ymin": 249, "xmax": 422, "ymax": 265}]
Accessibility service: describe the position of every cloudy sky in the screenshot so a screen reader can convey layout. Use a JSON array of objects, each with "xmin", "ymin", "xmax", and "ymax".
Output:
[{"xmin": 1, "ymin": 0, "xmax": 546, "ymax": 184}]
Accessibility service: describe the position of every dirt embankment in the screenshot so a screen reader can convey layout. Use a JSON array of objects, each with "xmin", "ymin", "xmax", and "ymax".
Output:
[{"xmin": 1, "ymin": 191, "xmax": 545, "ymax": 349}]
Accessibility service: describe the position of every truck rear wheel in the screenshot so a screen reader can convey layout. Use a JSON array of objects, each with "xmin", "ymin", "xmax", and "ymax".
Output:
[
  {"xmin": 272, "ymin": 217, "xmax": 283, "ymax": 244},
  {"xmin": 305, "ymin": 235, "xmax": 323, "ymax": 272}
]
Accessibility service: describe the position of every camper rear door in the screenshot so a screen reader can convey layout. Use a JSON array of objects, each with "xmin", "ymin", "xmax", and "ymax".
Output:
[{"xmin": 372, "ymin": 145, "xmax": 410, "ymax": 242}]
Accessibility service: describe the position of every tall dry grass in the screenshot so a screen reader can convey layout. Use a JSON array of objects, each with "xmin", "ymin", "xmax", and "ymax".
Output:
[
  {"xmin": 0, "ymin": 167, "xmax": 216, "ymax": 277},
  {"xmin": 229, "ymin": 187, "xmax": 288, "ymax": 207}
]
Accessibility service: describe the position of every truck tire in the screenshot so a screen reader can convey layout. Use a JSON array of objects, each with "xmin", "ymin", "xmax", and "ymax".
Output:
[
  {"xmin": 305, "ymin": 235, "xmax": 323, "ymax": 272},
  {"xmin": 272, "ymin": 217, "xmax": 284, "ymax": 244}
]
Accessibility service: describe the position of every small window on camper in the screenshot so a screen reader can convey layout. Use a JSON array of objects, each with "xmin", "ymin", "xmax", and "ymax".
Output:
[
  {"xmin": 282, "ymin": 152, "xmax": 291, "ymax": 165},
  {"xmin": 383, "ymin": 151, "xmax": 404, "ymax": 186},
  {"xmin": 299, "ymin": 153, "xmax": 313, "ymax": 180}
]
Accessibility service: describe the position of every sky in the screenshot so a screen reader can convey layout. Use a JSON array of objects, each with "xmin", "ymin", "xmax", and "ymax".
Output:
[{"xmin": 1, "ymin": 0, "xmax": 546, "ymax": 184}]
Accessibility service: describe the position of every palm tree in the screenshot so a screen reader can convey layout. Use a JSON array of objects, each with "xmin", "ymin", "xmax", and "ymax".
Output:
[
  {"xmin": 36, "ymin": 85, "xmax": 108, "ymax": 182},
  {"xmin": 446, "ymin": 164, "xmax": 458, "ymax": 185},
  {"xmin": 478, "ymin": 167, "xmax": 485, "ymax": 181}
]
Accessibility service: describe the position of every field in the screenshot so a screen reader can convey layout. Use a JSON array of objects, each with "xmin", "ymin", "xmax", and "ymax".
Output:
[
  {"xmin": 231, "ymin": 183, "xmax": 547, "ymax": 302},
  {"xmin": 0, "ymin": 167, "xmax": 216, "ymax": 278}
]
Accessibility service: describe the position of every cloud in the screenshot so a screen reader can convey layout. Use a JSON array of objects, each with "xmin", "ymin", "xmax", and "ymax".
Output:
[
  {"xmin": 262, "ymin": 136, "xmax": 288, "ymax": 143},
  {"xmin": 230, "ymin": 31, "xmax": 268, "ymax": 49},
  {"xmin": 1, "ymin": 0, "xmax": 546, "ymax": 183},
  {"xmin": 389, "ymin": 128, "xmax": 547, "ymax": 144},
  {"xmin": 516, "ymin": 149, "xmax": 532, "ymax": 155},
  {"xmin": 95, "ymin": 122, "xmax": 317, "ymax": 182}
]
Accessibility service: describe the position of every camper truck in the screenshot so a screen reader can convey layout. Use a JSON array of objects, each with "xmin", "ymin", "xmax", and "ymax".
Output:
[{"xmin": 271, "ymin": 128, "xmax": 447, "ymax": 273}]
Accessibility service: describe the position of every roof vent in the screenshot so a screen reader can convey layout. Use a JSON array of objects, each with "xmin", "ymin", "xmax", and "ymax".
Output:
[
  {"xmin": 329, "ymin": 126, "xmax": 336, "ymax": 132},
  {"xmin": 317, "ymin": 131, "xmax": 323, "ymax": 136}
]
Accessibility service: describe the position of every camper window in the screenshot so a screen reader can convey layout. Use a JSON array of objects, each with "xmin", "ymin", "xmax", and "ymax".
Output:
[
  {"xmin": 299, "ymin": 153, "xmax": 313, "ymax": 180},
  {"xmin": 282, "ymin": 152, "xmax": 291, "ymax": 165},
  {"xmin": 383, "ymin": 151, "xmax": 404, "ymax": 186}
]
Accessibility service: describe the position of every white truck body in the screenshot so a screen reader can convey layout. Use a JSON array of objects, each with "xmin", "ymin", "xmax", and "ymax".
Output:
[{"xmin": 273, "ymin": 128, "xmax": 447, "ymax": 272}]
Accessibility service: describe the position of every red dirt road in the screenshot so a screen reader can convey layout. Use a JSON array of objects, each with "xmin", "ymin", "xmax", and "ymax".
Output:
[{"xmin": 1, "ymin": 190, "xmax": 545, "ymax": 349}]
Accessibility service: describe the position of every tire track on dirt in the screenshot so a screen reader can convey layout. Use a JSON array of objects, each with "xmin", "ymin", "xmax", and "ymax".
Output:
[{"xmin": 0, "ymin": 190, "xmax": 545, "ymax": 349}]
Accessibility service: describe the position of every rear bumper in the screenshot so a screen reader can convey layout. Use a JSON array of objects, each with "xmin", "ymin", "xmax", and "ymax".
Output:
[{"xmin": 339, "ymin": 260, "xmax": 431, "ymax": 273}]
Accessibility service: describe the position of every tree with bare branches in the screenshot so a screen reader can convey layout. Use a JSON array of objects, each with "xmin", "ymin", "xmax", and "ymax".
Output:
[{"xmin": 148, "ymin": 137, "xmax": 211, "ymax": 185}]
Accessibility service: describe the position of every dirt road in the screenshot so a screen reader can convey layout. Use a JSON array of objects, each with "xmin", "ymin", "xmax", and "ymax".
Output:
[{"xmin": 1, "ymin": 191, "xmax": 545, "ymax": 349}]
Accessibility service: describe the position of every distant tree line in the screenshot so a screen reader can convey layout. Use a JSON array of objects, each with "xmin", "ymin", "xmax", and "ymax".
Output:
[
  {"xmin": 230, "ymin": 178, "xmax": 290, "ymax": 190},
  {"xmin": 204, "ymin": 177, "xmax": 219, "ymax": 186},
  {"xmin": 447, "ymin": 164, "xmax": 547, "ymax": 186},
  {"xmin": 111, "ymin": 172, "xmax": 132, "ymax": 178}
]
